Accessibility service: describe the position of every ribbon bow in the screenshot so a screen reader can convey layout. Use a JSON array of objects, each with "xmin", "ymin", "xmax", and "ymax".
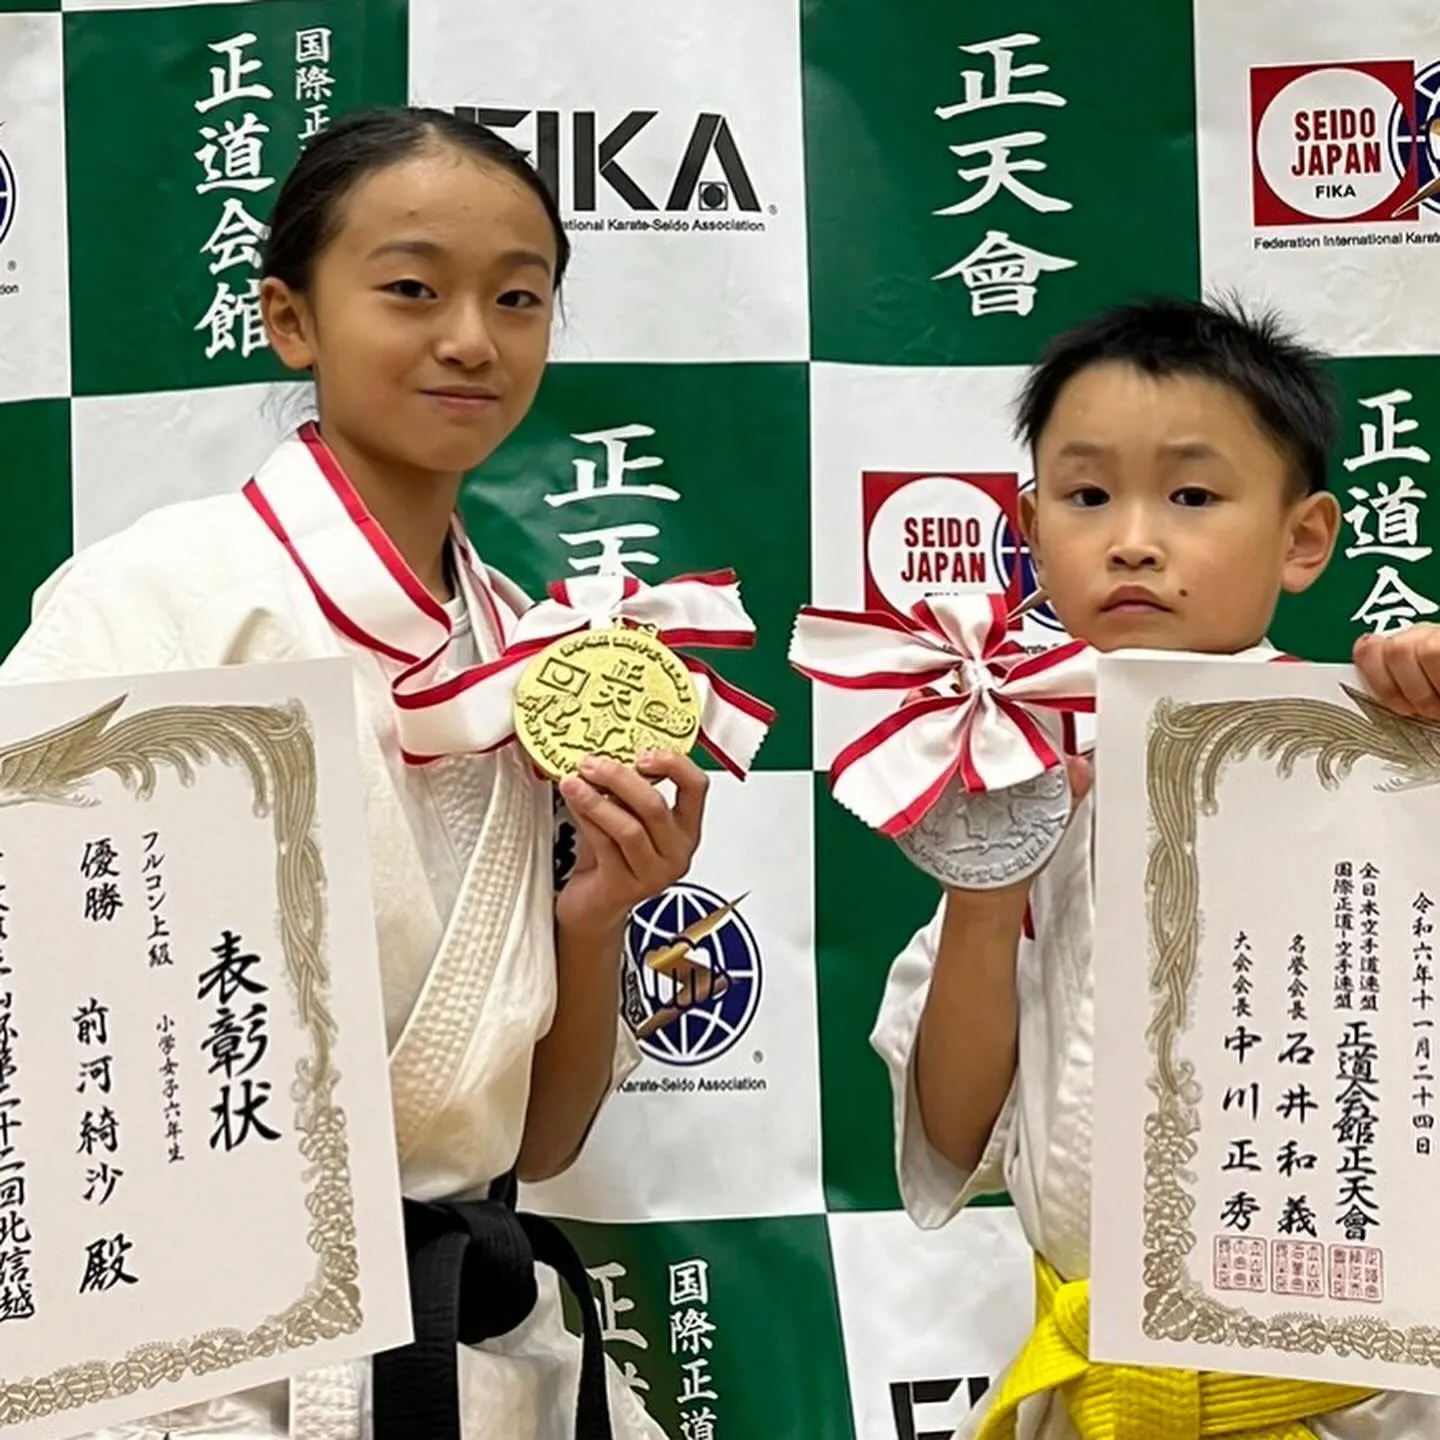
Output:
[
  {"xmin": 788, "ymin": 592, "xmax": 1094, "ymax": 834},
  {"xmin": 407, "ymin": 570, "xmax": 775, "ymax": 777}
]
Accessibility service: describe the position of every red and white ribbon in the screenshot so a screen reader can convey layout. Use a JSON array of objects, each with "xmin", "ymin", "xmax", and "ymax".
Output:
[
  {"xmin": 244, "ymin": 423, "xmax": 774, "ymax": 775},
  {"xmin": 789, "ymin": 593, "xmax": 1095, "ymax": 835}
]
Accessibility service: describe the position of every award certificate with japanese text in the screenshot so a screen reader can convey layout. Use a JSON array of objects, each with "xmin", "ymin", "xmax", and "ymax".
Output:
[
  {"xmin": 0, "ymin": 659, "xmax": 409, "ymax": 1438},
  {"xmin": 1091, "ymin": 653, "xmax": 1440, "ymax": 1395}
]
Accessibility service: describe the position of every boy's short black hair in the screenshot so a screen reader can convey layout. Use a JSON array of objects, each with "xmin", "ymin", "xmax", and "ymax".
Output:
[{"xmin": 1014, "ymin": 295, "xmax": 1339, "ymax": 498}]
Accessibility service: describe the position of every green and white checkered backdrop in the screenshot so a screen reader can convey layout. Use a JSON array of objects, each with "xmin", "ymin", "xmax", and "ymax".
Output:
[{"xmin": 3, "ymin": 1, "xmax": 1439, "ymax": 1434}]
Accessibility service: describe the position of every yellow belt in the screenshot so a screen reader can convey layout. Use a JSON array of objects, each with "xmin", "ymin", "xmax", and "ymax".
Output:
[{"xmin": 973, "ymin": 1257, "xmax": 1378, "ymax": 1440}]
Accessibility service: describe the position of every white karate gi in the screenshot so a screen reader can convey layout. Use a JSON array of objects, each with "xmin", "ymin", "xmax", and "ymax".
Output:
[
  {"xmin": 870, "ymin": 646, "xmax": 1439, "ymax": 1440},
  {"xmin": 0, "ymin": 492, "xmax": 665, "ymax": 1440}
]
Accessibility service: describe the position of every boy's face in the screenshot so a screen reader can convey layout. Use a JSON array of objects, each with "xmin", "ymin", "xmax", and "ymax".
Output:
[{"xmin": 1022, "ymin": 362, "xmax": 1339, "ymax": 655}]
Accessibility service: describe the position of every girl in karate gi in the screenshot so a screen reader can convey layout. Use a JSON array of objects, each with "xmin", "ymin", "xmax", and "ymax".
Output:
[
  {"xmin": 870, "ymin": 297, "xmax": 1440, "ymax": 1440},
  {"xmin": 1, "ymin": 107, "xmax": 692, "ymax": 1440}
]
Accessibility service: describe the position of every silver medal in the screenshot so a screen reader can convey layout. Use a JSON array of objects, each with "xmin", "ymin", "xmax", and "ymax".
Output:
[{"xmin": 894, "ymin": 765, "xmax": 1071, "ymax": 890}]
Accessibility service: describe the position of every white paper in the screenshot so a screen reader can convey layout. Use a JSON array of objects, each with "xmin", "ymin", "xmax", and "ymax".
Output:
[
  {"xmin": 0, "ymin": 660, "xmax": 409, "ymax": 1438},
  {"xmin": 1092, "ymin": 653, "xmax": 1440, "ymax": 1394}
]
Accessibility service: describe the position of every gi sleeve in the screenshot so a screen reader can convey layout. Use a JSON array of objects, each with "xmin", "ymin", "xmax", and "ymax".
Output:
[
  {"xmin": 1, "ymin": 534, "xmax": 185, "ymax": 684},
  {"xmin": 870, "ymin": 898, "xmax": 1018, "ymax": 1230}
]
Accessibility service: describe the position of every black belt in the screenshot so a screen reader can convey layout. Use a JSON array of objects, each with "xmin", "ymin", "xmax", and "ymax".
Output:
[{"xmin": 372, "ymin": 1171, "xmax": 614, "ymax": 1440}]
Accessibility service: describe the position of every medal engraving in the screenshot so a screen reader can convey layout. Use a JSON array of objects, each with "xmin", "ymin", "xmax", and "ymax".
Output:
[
  {"xmin": 894, "ymin": 766, "xmax": 1070, "ymax": 890},
  {"xmin": 514, "ymin": 627, "xmax": 701, "ymax": 779}
]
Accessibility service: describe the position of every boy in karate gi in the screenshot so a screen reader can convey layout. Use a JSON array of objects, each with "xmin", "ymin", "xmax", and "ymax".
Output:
[{"xmin": 872, "ymin": 296, "xmax": 1440, "ymax": 1440}]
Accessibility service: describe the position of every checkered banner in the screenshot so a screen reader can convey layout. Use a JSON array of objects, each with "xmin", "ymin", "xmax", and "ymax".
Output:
[{"xmin": 2, "ymin": 0, "xmax": 1439, "ymax": 1434}]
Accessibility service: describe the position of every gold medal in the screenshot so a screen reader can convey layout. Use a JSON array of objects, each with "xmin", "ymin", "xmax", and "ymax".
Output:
[{"xmin": 513, "ymin": 626, "xmax": 702, "ymax": 780}]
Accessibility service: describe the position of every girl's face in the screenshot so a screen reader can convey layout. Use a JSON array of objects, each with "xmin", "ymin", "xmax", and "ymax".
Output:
[{"xmin": 263, "ymin": 147, "xmax": 558, "ymax": 483}]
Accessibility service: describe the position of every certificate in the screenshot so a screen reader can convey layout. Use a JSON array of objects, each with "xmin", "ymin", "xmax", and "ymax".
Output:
[
  {"xmin": 1092, "ymin": 653, "xmax": 1440, "ymax": 1395},
  {"xmin": 0, "ymin": 660, "xmax": 409, "ymax": 1438}
]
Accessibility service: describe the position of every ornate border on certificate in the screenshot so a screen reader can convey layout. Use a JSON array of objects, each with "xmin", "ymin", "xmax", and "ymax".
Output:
[
  {"xmin": 0, "ymin": 698, "xmax": 360, "ymax": 1425},
  {"xmin": 1141, "ymin": 684, "xmax": 1440, "ymax": 1363}
]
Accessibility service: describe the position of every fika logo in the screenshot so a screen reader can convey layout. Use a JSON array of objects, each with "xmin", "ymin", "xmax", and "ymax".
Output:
[{"xmin": 454, "ymin": 106, "xmax": 761, "ymax": 213}]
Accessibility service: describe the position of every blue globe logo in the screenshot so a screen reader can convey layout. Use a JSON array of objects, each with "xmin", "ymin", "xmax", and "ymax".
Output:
[
  {"xmin": 621, "ymin": 882, "xmax": 762, "ymax": 1067},
  {"xmin": 1388, "ymin": 59, "xmax": 1440, "ymax": 216},
  {"xmin": 992, "ymin": 482, "xmax": 1064, "ymax": 635},
  {"xmin": 987, "ymin": 509, "xmax": 1023, "ymax": 597},
  {"xmin": 0, "ymin": 147, "xmax": 15, "ymax": 248}
]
